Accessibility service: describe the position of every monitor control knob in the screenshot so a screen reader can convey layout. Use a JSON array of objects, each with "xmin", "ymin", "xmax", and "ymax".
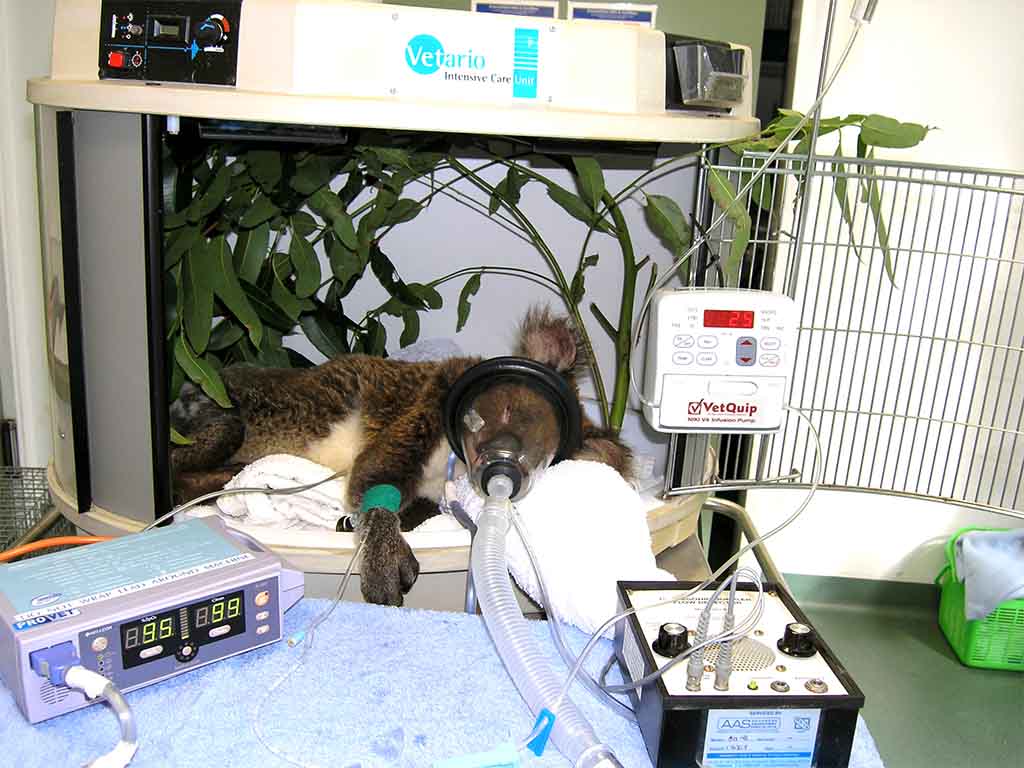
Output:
[
  {"xmin": 195, "ymin": 17, "xmax": 226, "ymax": 46},
  {"xmin": 652, "ymin": 622, "xmax": 690, "ymax": 658},
  {"xmin": 777, "ymin": 622, "xmax": 817, "ymax": 658}
]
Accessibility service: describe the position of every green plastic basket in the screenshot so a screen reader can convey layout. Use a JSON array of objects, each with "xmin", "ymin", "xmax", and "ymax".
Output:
[{"xmin": 937, "ymin": 526, "xmax": 1024, "ymax": 671}]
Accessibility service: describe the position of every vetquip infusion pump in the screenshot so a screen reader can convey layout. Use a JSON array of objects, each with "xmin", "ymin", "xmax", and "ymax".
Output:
[
  {"xmin": 0, "ymin": 517, "xmax": 303, "ymax": 723},
  {"xmin": 644, "ymin": 289, "xmax": 798, "ymax": 434}
]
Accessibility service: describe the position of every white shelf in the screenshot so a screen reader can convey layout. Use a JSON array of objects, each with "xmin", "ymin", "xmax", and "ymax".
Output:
[{"xmin": 28, "ymin": 78, "xmax": 758, "ymax": 144}]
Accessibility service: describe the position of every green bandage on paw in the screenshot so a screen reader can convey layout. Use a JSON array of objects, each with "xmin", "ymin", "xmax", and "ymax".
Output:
[{"xmin": 361, "ymin": 484, "xmax": 402, "ymax": 514}]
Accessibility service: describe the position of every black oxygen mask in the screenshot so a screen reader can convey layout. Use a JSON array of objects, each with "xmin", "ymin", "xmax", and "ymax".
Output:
[{"xmin": 444, "ymin": 357, "xmax": 583, "ymax": 501}]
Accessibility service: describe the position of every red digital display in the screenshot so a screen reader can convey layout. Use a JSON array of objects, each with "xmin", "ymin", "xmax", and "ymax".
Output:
[{"xmin": 704, "ymin": 309, "xmax": 755, "ymax": 329}]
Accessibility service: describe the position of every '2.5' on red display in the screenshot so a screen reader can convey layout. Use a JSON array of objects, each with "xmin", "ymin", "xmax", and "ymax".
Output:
[{"xmin": 703, "ymin": 309, "xmax": 754, "ymax": 329}]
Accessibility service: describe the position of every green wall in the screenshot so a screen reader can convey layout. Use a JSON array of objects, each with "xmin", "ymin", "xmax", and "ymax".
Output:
[{"xmin": 386, "ymin": 1, "xmax": 766, "ymax": 94}]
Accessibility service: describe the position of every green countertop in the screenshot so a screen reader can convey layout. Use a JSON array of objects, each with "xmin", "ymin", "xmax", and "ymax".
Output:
[{"xmin": 788, "ymin": 575, "xmax": 1024, "ymax": 767}]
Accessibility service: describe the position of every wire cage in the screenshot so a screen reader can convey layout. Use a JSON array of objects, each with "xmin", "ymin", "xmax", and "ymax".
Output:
[
  {"xmin": 684, "ymin": 150, "xmax": 1024, "ymax": 517},
  {"xmin": 0, "ymin": 467, "xmax": 62, "ymax": 552}
]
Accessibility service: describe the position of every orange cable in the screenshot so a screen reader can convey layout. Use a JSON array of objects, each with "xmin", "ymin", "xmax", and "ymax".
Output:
[{"xmin": 0, "ymin": 536, "xmax": 112, "ymax": 563}]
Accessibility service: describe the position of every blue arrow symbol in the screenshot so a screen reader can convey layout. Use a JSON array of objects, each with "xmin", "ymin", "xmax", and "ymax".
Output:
[{"xmin": 190, "ymin": 40, "xmax": 199, "ymax": 59}]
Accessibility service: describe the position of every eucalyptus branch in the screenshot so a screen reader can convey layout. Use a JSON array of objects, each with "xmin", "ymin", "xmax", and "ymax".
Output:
[
  {"xmin": 447, "ymin": 156, "xmax": 610, "ymax": 423},
  {"xmin": 381, "ymin": 178, "xmax": 530, "ymax": 245},
  {"xmin": 602, "ymin": 191, "xmax": 639, "ymax": 433},
  {"xmin": 429, "ymin": 266, "xmax": 560, "ymax": 293}
]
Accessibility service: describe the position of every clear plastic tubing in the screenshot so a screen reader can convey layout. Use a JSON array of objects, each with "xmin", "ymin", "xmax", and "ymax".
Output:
[{"xmin": 471, "ymin": 476, "xmax": 623, "ymax": 768}]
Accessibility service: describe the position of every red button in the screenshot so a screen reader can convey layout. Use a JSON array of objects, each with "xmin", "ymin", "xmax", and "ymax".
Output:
[
  {"xmin": 739, "ymin": 339, "xmax": 753, "ymax": 346},
  {"xmin": 108, "ymin": 51, "xmax": 125, "ymax": 68},
  {"xmin": 739, "ymin": 357, "xmax": 752, "ymax": 363}
]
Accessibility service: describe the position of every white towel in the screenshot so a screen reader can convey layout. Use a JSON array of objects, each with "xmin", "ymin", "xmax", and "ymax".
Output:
[
  {"xmin": 214, "ymin": 454, "xmax": 350, "ymax": 530},
  {"xmin": 449, "ymin": 460, "xmax": 675, "ymax": 636},
  {"xmin": 954, "ymin": 528, "xmax": 1024, "ymax": 620}
]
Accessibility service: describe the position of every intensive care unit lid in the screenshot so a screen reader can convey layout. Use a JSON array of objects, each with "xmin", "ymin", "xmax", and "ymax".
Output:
[{"xmin": 28, "ymin": 0, "xmax": 759, "ymax": 144}]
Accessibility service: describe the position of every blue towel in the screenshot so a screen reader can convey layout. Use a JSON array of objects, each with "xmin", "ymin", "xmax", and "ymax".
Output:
[
  {"xmin": 0, "ymin": 600, "xmax": 885, "ymax": 767},
  {"xmin": 955, "ymin": 528, "xmax": 1024, "ymax": 620}
]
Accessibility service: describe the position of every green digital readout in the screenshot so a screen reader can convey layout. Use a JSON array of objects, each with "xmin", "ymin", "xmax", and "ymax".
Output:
[{"xmin": 120, "ymin": 590, "xmax": 247, "ymax": 669}]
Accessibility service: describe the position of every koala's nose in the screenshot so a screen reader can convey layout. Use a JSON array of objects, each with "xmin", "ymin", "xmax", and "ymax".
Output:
[{"xmin": 480, "ymin": 432, "xmax": 523, "ymax": 455}]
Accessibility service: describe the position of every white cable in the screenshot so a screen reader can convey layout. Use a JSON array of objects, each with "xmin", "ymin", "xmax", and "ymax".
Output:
[
  {"xmin": 602, "ymin": 569, "xmax": 765, "ymax": 695},
  {"xmin": 549, "ymin": 405, "xmax": 821, "ymax": 710},
  {"xmin": 64, "ymin": 666, "xmax": 138, "ymax": 768},
  {"xmin": 630, "ymin": 20, "xmax": 865, "ymax": 409},
  {"xmin": 250, "ymin": 538, "xmax": 366, "ymax": 768},
  {"xmin": 509, "ymin": 507, "xmax": 634, "ymax": 720},
  {"xmin": 142, "ymin": 470, "xmax": 347, "ymax": 532}
]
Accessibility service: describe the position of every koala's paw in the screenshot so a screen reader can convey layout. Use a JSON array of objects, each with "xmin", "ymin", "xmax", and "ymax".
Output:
[{"xmin": 358, "ymin": 507, "xmax": 420, "ymax": 606}]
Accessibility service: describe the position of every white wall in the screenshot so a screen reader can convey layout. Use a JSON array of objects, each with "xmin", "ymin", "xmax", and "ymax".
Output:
[
  {"xmin": 288, "ymin": 154, "xmax": 695, "ymax": 408},
  {"xmin": 0, "ymin": 0, "xmax": 56, "ymax": 466},
  {"xmin": 742, "ymin": 0, "xmax": 1024, "ymax": 584}
]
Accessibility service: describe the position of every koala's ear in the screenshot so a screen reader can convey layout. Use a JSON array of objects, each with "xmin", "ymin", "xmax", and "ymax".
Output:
[{"xmin": 514, "ymin": 307, "xmax": 582, "ymax": 373}]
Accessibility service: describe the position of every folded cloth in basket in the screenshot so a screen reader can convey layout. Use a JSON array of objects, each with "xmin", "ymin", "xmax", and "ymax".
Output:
[
  {"xmin": 954, "ymin": 528, "xmax": 1024, "ymax": 620},
  {"xmin": 448, "ymin": 459, "xmax": 675, "ymax": 636}
]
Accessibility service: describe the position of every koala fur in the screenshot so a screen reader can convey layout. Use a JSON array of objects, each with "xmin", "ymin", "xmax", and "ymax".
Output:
[{"xmin": 170, "ymin": 307, "xmax": 630, "ymax": 606}]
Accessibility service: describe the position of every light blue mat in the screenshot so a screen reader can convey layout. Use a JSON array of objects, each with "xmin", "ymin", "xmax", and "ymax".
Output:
[{"xmin": 0, "ymin": 599, "xmax": 885, "ymax": 767}]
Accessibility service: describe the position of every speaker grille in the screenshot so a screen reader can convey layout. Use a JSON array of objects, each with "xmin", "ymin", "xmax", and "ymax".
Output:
[{"xmin": 703, "ymin": 636, "xmax": 775, "ymax": 672}]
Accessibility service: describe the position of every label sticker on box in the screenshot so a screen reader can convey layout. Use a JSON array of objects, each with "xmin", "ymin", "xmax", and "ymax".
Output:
[
  {"xmin": 702, "ymin": 709, "xmax": 820, "ymax": 768},
  {"xmin": 473, "ymin": 1, "xmax": 559, "ymax": 17}
]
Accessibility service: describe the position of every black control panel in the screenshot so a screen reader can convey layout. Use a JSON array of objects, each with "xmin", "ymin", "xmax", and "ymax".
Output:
[{"xmin": 98, "ymin": 1, "xmax": 242, "ymax": 86}]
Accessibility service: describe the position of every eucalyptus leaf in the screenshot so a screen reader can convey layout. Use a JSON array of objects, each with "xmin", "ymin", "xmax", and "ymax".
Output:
[
  {"xmin": 385, "ymin": 198, "xmax": 423, "ymax": 226},
  {"xmin": 644, "ymin": 194, "xmax": 692, "ymax": 254},
  {"xmin": 170, "ymin": 427, "xmax": 194, "ymax": 446},
  {"xmin": 831, "ymin": 143, "xmax": 864, "ymax": 263},
  {"xmin": 257, "ymin": 328, "xmax": 292, "ymax": 368},
  {"xmin": 164, "ymin": 226, "xmax": 200, "ymax": 269},
  {"xmin": 291, "ymin": 155, "xmax": 340, "ymax": 196},
  {"xmin": 569, "ymin": 254, "xmax": 599, "ymax": 305},
  {"xmin": 366, "ymin": 146, "xmax": 411, "ymax": 168},
  {"xmin": 196, "ymin": 165, "xmax": 231, "ymax": 218},
  {"xmin": 208, "ymin": 236, "xmax": 264, "ymax": 347},
  {"xmin": 208, "ymin": 320, "xmax": 245, "ymax": 352},
  {"xmin": 309, "ymin": 188, "xmax": 358, "ymax": 249},
  {"xmin": 234, "ymin": 222, "xmax": 269, "ymax": 285},
  {"xmin": 271, "ymin": 270, "xmax": 303, "ymax": 321},
  {"xmin": 358, "ymin": 318, "xmax": 388, "ymax": 357},
  {"xmin": 289, "ymin": 235, "xmax": 322, "ymax": 298},
  {"xmin": 863, "ymin": 172, "xmax": 896, "ymax": 285},
  {"xmin": 407, "ymin": 282, "xmax": 443, "ymax": 310},
  {"xmin": 572, "ymin": 157, "xmax": 605, "ymax": 212},
  {"xmin": 291, "ymin": 212, "xmax": 318, "ymax": 237},
  {"xmin": 168, "ymin": 344, "xmax": 185, "ymax": 403},
  {"xmin": 859, "ymin": 114, "xmax": 930, "ymax": 149},
  {"xmin": 241, "ymin": 282, "xmax": 298, "ymax": 332},
  {"xmin": 547, "ymin": 184, "xmax": 612, "ymax": 233},
  {"xmin": 163, "ymin": 209, "xmax": 187, "ymax": 230},
  {"xmin": 182, "ymin": 242, "xmax": 214, "ymax": 354},
  {"xmin": 247, "ymin": 151, "xmax": 283, "ymax": 191},
  {"xmin": 299, "ymin": 310, "xmax": 348, "ymax": 359},
  {"xmin": 174, "ymin": 335, "xmax": 232, "ymax": 408},
  {"xmin": 457, "ymin": 273, "xmax": 482, "ymax": 332},
  {"xmin": 590, "ymin": 303, "xmax": 617, "ymax": 339},
  {"xmin": 240, "ymin": 195, "xmax": 280, "ymax": 228},
  {"xmin": 489, "ymin": 165, "xmax": 528, "ymax": 214},
  {"xmin": 369, "ymin": 246, "xmax": 426, "ymax": 309},
  {"xmin": 400, "ymin": 309, "xmax": 421, "ymax": 348},
  {"xmin": 707, "ymin": 168, "xmax": 752, "ymax": 285},
  {"xmin": 327, "ymin": 238, "xmax": 364, "ymax": 290}
]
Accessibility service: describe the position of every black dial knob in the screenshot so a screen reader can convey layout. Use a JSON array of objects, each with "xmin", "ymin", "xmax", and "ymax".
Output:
[
  {"xmin": 777, "ymin": 621, "xmax": 817, "ymax": 658},
  {"xmin": 652, "ymin": 622, "xmax": 690, "ymax": 658},
  {"xmin": 195, "ymin": 18, "xmax": 225, "ymax": 46}
]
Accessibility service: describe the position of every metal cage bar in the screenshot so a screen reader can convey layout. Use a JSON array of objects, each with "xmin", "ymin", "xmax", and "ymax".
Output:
[{"xmin": 676, "ymin": 151, "xmax": 1024, "ymax": 516}]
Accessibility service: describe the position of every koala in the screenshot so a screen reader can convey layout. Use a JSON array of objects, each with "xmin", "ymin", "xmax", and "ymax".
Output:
[{"xmin": 170, "ymin": 307, "xmax": 629, "ymax": 606}]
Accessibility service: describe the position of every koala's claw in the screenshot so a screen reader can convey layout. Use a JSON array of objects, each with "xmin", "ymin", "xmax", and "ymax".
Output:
[{"xmin": 358, "ymin": 507, "xmax": 420, "ymax": 607}]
